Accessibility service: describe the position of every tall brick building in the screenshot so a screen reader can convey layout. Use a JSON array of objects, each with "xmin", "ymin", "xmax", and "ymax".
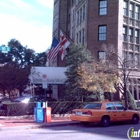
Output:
[{"xmin": 51, "ymin": 0, "xmax": 140, "ymax": 100}]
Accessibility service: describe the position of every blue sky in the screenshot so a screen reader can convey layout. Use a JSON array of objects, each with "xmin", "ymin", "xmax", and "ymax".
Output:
[{"xmin": 0, "ymin": 0, "xmax": 54, "ymax": 53}]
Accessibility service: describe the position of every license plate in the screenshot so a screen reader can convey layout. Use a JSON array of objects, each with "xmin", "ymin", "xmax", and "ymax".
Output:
[{"xmin": 75, "ymin": 112, "xmax": 82, "ymax": 115}]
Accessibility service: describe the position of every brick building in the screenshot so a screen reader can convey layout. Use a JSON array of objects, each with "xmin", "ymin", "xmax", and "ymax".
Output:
[{"xmin": 50, "ymin": 0, "xmax": 140, "ymax": 100}]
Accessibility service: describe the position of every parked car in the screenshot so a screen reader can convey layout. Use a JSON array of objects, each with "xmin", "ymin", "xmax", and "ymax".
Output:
[
  {"xmin": 13, "ymin": 96, "xmax": 57, "ymax": 103},
  {"xmin": 70, "ymin": 100, "xmax": 140, "ymax": 127}
]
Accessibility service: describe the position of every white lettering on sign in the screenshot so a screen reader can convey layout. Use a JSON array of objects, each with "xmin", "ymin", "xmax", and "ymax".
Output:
[{"xmin": 46, "ymin": 110, "xmax": 50, "ymax": 116}]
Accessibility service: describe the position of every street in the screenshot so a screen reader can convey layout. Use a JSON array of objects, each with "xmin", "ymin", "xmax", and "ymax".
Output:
[{"xmin": 0, "ymin": 122, "xmax": 140, "ymax": 140}]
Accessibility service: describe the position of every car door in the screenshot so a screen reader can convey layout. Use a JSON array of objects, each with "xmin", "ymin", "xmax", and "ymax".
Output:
[
  {"xmin": 114, "ymin": 103, "xmax": 128, "ymax": 121},
  {"xmin": 106, "ymin": 103, "xmax": 117, "ymax": 121}
]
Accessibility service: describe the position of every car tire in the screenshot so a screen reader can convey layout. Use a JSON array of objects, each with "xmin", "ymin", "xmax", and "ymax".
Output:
[
  {"xmin": 132, "ymin": 115, "xmax": 139, "ymax": 124},
  {"xmin": 101, "ymin": 116, "xmax": 110, "ymax": 127}
]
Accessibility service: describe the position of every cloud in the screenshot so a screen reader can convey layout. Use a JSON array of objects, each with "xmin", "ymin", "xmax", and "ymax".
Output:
[
  {"xmin": 0, "ymin": 14, "xmax": 52, "ymax": 53},
  {"xmin": 37, "ymin": 0, "xmax": 54, "ymax": 9},
  {"xmin": 9, "ymin": 0, "xmax": 31, "ymax": 8}
]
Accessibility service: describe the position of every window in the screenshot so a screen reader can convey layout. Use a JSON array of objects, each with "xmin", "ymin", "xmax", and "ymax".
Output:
[
  {"xmin": 135, "ymin": 30, "xmax": 139, "ymax": 44},
  {"xmin": 80, "ymin": 8, "xmax": 82, "ymax": 23},
  {"xmin": 123, "ymin": 1, "xmax": 128, "ymax": 16},
  {"xmin": 123, "ymin": 26, "xmax": 127, "ymax": 41},
  {"xmin": 106, "ymin": 103, "xmax": 116, "ymax": 110},
  {"xmin": 98, "ymin": 25, "xmax": 106, "ymax": 41},
  {"xmin": 72, "ymin": 9, "xmax": 75, "ymax": 21},
  {"xmin": 84, "ymin": 103, "xmax": 102, "ymax": 109},
  {"xmin": 99, "ymin": 0, "xmax": 107, "ymax": 15},
  {"xmin": 79, "ymin": 31, "xmax": 81, "ymax": 43},
  {"xmin": 129, "ymin": 3, "xmax": 134, "ymax": 18},
  {"xmin": 72, "ymin": 26, "xmax": 75, "ymax": 40},
  {"xmin": 129, "ymin": 28, "xmax": 133, "ymax": 43},
  {"xmin": 77, "ymin": 11, "xmax": 79, "ymax": 25},
  {"xmin": 82, "ymin": 28, "xmax": 85, "ymax": 45},
  {"xmin": 134, "ymin": 54, "xmax": 139, "ymax": 67},
  {"xmin": 76, "ymin": 33, "xmax": 78, "ymax": 44},
  {"xmin": 83, "ymin": 4, "xmax": 85, "ymax": 20},
  {"xmin": 98, "ymin": 51, "xmax": 106, "ymax": 61},
  {"xmin": 114, "ymin": 103, "xmax": 125, "ymax": 110},
  {"xmin": 135, "ymin": 6, "xmax": 140, "ymax": 20},
  {"xmin": 71, "ymin": 0, "xmax": 74, "ymax": 7}
]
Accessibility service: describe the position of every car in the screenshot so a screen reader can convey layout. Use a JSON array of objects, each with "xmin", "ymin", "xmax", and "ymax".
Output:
[
  {"xmin": 13, "ymin": 96, "xmax": 31, "ymax": 103},
  {"xmin": 70, "ymin": 100, "xmax": 140, "ymax": 127}
]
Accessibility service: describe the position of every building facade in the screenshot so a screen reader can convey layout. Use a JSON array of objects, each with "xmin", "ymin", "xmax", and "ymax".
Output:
[{"xmin": 52, "ymin": 0, "xmax": 140, "ymax": 100}]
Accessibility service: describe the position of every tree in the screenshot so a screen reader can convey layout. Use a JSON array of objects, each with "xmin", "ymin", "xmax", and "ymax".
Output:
[
  {"xmin": 0, "ymin": 39, "xmax": 47, "ymax": 97},
  {"xmin": 64, "ymin": 45, "xmax": 92, "ymax": 101},
  {"xmin": 77, "ymin": 61, "xmax": 118, "ymax": 101},
  {"xmin": 102, "ymin": 43, "xmax": 139, "ymax": 109}
]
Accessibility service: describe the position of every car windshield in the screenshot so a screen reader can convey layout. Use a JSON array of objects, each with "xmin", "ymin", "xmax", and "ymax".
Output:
[{"xmin": 84, "ymin": 103, "xmax": 102, "ymax": 109}]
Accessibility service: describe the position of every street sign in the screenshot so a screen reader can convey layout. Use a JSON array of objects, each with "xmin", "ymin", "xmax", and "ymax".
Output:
[{"xmin": 0, "ymin": 46, "xmax": 10, "ymax": 53}]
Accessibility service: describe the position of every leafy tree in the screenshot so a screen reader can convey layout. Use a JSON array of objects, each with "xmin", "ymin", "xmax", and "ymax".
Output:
[
  {"xmin": 64, "ymin": 45, "xmax": 92, "ymax": 101},
  {"xmin": 0, "ymin": 39, "xmax": 47, "ymax": 98},
  {"xmin": 77, "ymin": 61, "xmax": 118, "ymax": 101}
]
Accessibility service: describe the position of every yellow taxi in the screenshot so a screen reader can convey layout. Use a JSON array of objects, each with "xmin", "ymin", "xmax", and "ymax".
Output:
[{"xmin": 70, "ymin": 100, "xmax": 140, "ymax": 127}]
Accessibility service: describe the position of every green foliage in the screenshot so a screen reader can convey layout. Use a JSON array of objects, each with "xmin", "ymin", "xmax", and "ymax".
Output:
[
  {"xmin": 0, "ymin": 39, "xmax": 47, "ymax": 97},
  {"xmin": 64, "ymin": 45, "xmax": 93, "ymax": 101}
]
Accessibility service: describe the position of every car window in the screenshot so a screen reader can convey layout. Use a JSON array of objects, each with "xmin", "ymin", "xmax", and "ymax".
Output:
[
  {"xmin": 84, "ymin": 103, "xmax": 101, "ymax": 109},
  {"xmin": 106, "ymin": 103, "xmax": 116, "ymax": 110},
  {"xmin": 114, "ymin": 103, "xmax": 125, "ymax": 110}
]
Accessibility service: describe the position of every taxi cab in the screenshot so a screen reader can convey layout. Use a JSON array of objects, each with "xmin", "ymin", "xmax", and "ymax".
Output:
[{"xmin": 70, "ymin": 100, "xmax": 140, "ymax": 127}]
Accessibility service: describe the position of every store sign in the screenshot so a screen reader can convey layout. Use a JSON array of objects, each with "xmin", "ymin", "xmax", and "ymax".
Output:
[{"xmin": 30, "ymin": 67, "xmax": 67, "ymax": 84}]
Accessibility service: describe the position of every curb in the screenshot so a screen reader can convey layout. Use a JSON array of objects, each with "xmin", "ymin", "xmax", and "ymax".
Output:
[{"xmin": 0, "ymin": 121, "xmax": 80, "ymax": 131}]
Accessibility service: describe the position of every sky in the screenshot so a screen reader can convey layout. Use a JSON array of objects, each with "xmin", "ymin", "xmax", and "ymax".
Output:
[{"xmin": 0, "ymin": 0, "xmax": 54, "ymax": 53}]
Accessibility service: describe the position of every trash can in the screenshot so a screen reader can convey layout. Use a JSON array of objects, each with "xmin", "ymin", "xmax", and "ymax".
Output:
[
  {"xmin": 43, "ymin": 102, "xmax": 51, "ymax": 123},
  {"xmin": 34, "ymin": 102, "xmax": 44, "ymax": 122},
  {"xmin": 44, "ymin": 107, "xmax": 51, "ymax": 123}
]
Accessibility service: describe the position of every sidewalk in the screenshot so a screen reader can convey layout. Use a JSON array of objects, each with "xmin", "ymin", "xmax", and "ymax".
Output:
[{"xmin": 0, "ymin": 115, "xmax": 80, "ymax": 130}]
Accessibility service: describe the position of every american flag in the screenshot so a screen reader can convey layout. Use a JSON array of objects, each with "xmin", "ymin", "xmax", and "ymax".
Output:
[{"xmin": 48, "ymin": 37, "xmax": 61, "ymax": 62}]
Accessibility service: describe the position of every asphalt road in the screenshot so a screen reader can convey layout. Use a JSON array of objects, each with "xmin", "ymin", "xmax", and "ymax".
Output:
[{"xmin": 0, "ymin": 122, "xmax": 140, "ymax": 140}]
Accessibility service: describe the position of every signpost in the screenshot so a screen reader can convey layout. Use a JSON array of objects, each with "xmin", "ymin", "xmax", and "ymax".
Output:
[{"xmin": 42, "ymin": 74, "xmax": 47, "ymax": 101}]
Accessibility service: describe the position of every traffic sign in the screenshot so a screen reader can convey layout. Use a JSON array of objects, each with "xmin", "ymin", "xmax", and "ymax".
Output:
[{"xmin": 0, "ymin": 46, "xmax": 10, "ymax": 53}]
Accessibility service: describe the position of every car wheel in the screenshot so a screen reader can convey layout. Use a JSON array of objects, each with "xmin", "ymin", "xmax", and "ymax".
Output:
[
  {"xmin": 101, "ymin": 116, "xmax": 110, "ymax": 127},
  {"xmin": 132, "ymin": 115, "xmax": 139, "ymax": 124},
  {"xmin": 81, "ymin": 122, "xmax": 89, "ymax": 126}
]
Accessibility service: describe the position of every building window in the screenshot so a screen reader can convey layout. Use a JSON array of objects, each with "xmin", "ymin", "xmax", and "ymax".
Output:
[
  {"xmin": 77, "ymin": 11, "xmax": 79, "ymax": 25},
  {"xmin": 72, "ymin": 26, "xmax": 75, "ymax": 40},
  {"xmin": 71, "ymin": 0, "xmax": 74, "ymax": 7},
  {"xmin": 83, "ymin": 4, "xmax": 85, "ymax": 20},
  {"xmin": 68, "ymin": 14, "xmax": 70, "ymax": 23},
  {"xmin": 123, "ymin": 26, "xmax": 127, "ymax": 41},
  {"xmin": 135, "ymin": 6, "xmax": 140, "ymax": 20},
  {"xmin": 123, "ymin": 1, "xmax": 128, "ymax": 16},
  {"xmin": 80, "ymin": 8, "xmax": 82, "ymax": 23},
  {"xmin": 98, "ymin": 51, "xmax": 106, "ymax": 62},
  {"xmin": 82, "ymin": 28, "xmax": 85, "ymax": 45},
  {"xmin": 72, "ymin": 9, "xmax": 75, "ymax": 21},
  {"xmin": 134, "ymin": 54, "xmax": 139, "ymax": 67},
  {"xmin": 79, "ymin": 31, "xmax": 81, "ymax": 43},
  {"xmin": 98, "ymin": 25, "xmax": 106, "ymax": 41},
  {"xmin": 129, "ymin": 3, "xmax": 134, "ymax": 18},
  {"xmin": 129, "ymin": 28, "xmax": 133, "ymax": 43},
  {"xmin": 99, "ymin": 0, "xmax": 107, "ymax": 15},
  {"xmin": 76, "ymin": 33, "xmax": 78, "ymax": 44},
  {"xmin": 135, "ymin": 30, "xmax": 139, "ymax": 44},
  {"xmin": 128, "ymin": 52, "xmax": 133, "ymax": 67}
]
